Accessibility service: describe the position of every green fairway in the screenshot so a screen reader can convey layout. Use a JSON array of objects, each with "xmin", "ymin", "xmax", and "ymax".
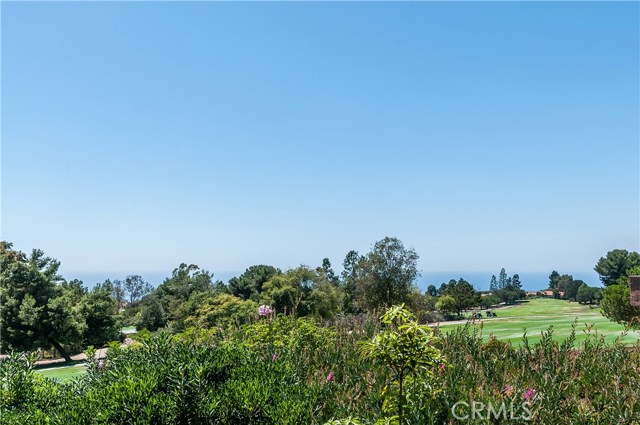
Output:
[
  {"xmin": 37, "ymin": 364, "xmax": 86, "ymax": 382},
  {"xmin": 436, "ymin": 298, "xmax": 640, "ymax": 346}
]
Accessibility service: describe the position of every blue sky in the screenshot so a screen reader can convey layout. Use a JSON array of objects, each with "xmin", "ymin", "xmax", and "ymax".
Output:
[{"xmin": 2, "ymin": 2, "xmax": 638, "ymax": 285}]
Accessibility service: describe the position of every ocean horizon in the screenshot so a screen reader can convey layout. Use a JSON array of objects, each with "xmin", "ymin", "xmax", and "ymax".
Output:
[{"xmin": 68, "ymin": 270, "xmax": 603, "ymax": 292}]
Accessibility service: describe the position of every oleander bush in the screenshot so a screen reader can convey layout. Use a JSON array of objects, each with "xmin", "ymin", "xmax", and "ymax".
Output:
[{"xmin": 1, "ymin": 307, "xmax": 639, "ymax": 424}]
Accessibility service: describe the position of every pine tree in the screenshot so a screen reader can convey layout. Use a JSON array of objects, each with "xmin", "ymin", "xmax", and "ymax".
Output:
[
  {"xmin": 498, "ymin": 268, "xmax": 508, "ymax": 289},
  {"xmin": 490, "ymin": 275, "xmax": 498, "ymax": 292}
]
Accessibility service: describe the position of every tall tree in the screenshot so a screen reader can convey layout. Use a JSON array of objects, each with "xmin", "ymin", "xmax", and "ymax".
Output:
[
  {"xmin": 353, "ymin": 237, "xmax": 419, "ymax": 310},
  {"xmin": 124, "ymin": 275, "xmax": 152, "ymax": 306},
  {"xmin": 316, "ymin": 258, "xmax": 339, "ymax": 285},
  {"xmin": 548, "ymin": 271, "xmax": 561, "ymax": 290},
  {"xmin": 489, "ymin": 275, "xmax": 498, "ymax": 292},
  {"xmin": 426, "ymin": 284, "xmax": 438, "ymax": 297},
  {"xmin": 498, "ymin": 268, "xmax": 508, "ymax": 289},
  {"xmin": 594, "ymin": 249, "xmax": 640, "ymax": 287},
  {"xmin": 341, "ymin": 250, "xmax": 365, "ymax": 313},
  {"xmin": 512, "ymin": 274, "xmax": 522, "ymax": 290}
]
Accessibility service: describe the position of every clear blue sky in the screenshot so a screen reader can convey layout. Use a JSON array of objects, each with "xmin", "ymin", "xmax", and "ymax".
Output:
[{"xmin": 2, "ymin": 2, "xmax": 639, "ymax": 283}]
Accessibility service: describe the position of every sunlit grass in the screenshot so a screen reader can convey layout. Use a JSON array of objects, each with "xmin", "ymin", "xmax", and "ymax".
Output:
[{"xmin": 436, "ymin": 298, "xmax": 640, "ymax": 345}]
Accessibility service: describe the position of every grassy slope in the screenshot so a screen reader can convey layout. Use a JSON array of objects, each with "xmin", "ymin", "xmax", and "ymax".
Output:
[
  {"xmin": 436, "ymin": 298, "xmax": 640, "ymax": 345},
  {"xmin": 37, "ymin": 364, "xmax": 86, "ymax": 381}
]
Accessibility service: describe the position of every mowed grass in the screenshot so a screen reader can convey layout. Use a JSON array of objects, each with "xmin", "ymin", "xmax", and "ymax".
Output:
[
  {"xmin": 36, "ymin": 364, "xmax": 86, "ymax": 382},
  {"xmin": 436, "ymin": 298, "xmax": 640, "ymax": 346}
]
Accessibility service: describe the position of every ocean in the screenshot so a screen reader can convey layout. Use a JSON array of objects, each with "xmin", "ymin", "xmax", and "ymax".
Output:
[{"xmin": 68, "ymin": 270, "xmax": 603, "ymax": 292}]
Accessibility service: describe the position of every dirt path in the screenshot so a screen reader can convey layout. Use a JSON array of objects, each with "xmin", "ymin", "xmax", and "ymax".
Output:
[{"xmin": 28, "ymin": 348, "xmax": 108, "ymax": 367}]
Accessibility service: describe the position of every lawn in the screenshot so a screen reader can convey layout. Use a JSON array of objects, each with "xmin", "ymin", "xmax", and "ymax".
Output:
[
  {"xmin": 436, "ymin": 298, "xmax": 640, "ymax": 345},
  {"xmin": 36, "ymin": 364, "xmax": 86, "ymax": 382}
]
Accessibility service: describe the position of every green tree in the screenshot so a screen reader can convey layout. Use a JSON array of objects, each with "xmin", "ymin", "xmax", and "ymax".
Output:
[
  {"xmin": 442, "ymin": 278, "xmax": 479, "ymax": 316},
  {"xmin": 594, "ymin": 249, "xmax": 640, "ymax": 286},
  {"xmin": 353, "ymin": 237, "xmax": 419, "ymax": 310},
  {"xmin": 138, "ymin": 295, "xmax": 167, "ymax": 331},
  {"xmin": 317, "ymin": 258, "xmax": 339, "ymax": 286},
  {"xmin": 600, "ymin": 265, "xmax": 640, "ymax": 328},
  {"xmin": 498, "ymin": 268, "xmax": 508, "ymax": 289},
  {"xmin": 548, "ymin": 271, "xmax": 561, "ymax": 290},
  {"xmin": 341, "ymin": 250, "xmax": 365, "ymax": 314},
  {"xmin": 82, "ymin": 282, "xmax": 120, "ymax": 346},
  {"xmin": 512, "ymin": 274, "xmax": 522, "ymax": 290},
  {"xmin": 426, "ymin": 285, "xmax": 437, "ymax": 297},
  {"xmin": 0, "ymin": 242, "xmax": 94, "ymax": 361},
  {"xmin": 576, "ymin": 283, "xmax": 601, "ymax": 305},
  {"xmin": 184, "ymin": 293, "xmax": 257, "ymax": 328},
  {"xmin": 360, "ymin": 305, "xmax": 442, "ymax": 425},
  {"xmin": 155, "ymin": 263, "xmax": 217, "ymax": 321},
  {"xmin": 489, "ymin": 275, "xmax": 498, "ymax": 292},
  {"xmin": 435, "ymin": 295, "xmax": 457, "ymax": 318},
  {"xmin": 124, "ymin": 275, "xmax": 152, "ymax": 306},
  {"xmin": 229, "ymin": 265, "xmax": 280, "ymax": 300}
]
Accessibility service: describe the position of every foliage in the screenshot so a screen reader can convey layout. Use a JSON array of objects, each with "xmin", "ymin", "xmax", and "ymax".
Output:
[
  {"xmin": 594, "ymin": 249, "xmax": 640, "ymax": 286},
  {"xmin": 601, "ymin": 276, "xmax": 640, "ymax": 329},
  {"xmin": 353, "ymin": 237, "xmax": 419, "ymax": 311},
  {"xmin": 0, "ymin": 242, "xmax": 117, "ymax": 360},
  {"xmin": 360, "ymin": 306, "xmax": 442, "ymax": 424}
]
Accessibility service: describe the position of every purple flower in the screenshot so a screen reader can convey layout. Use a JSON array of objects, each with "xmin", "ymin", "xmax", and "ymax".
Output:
[
  {"xmin": 97, "ymin": 360, "xmax": 104, "ymax": 369},
  {"xmin": 523, "ymin": 388, "xmax": 536, "ymax": 401},
  {"xmin": 123, "ymin": 338, "xmax": 133, "ymax": 345},
  {"xmin": 258, "ymin": 305, "xmax": 273, "ymax": 316},
  {"xmin": 327, "ymin": 371, "xmax": 334, "ymax": 382}
]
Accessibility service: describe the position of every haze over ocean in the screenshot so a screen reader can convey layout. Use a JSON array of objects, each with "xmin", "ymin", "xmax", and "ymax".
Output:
[{"xmin": 70, "ymin": 270, "xmax": 602, "ymax": 293}]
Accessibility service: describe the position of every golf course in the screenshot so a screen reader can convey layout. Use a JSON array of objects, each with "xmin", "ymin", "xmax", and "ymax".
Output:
[{"xmin": 436, "ymin": 298, "xmax": 640, "ymax": 345}]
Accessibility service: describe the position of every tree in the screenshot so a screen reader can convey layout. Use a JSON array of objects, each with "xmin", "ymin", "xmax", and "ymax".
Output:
[
  {"xmin": 576, "ymin": 283, "xmax": 601, "ymax": 305},
  {"xmin": 600, "ymin": 265, "xmax": 640, "ymax": 328},
  {"xmin": 229, "ymin": 265, "xmax": 280, "ymax": 300},
  {"xmin": 82, "ymin": 282, "xmax": 120, "ymax": 346},
  {"xmin": 183, "ymin": 293, "xmax": 257, "ymax": 329},
  {"xmin": 341, "ymin": 250, "xmax": 365, "ymax": 314},
  {"xmin": 426, "ymin": 284, "xmax": 438, "ymax": 297},
  {"xmin": 111, "ymin": 279, "xmax": 126, "ymax": 308},
  {"xmin": 0, "ymin": 242, "xmax": 116, "ymax": 361},
  {"xmin": 498, "ymin": 268, "xmax": 508, "ymax": 289},
  {"xmin": 558, "ymin": 278, "xmax": 584, "ymax": 301},
  {"xmin": 138, "ymin": 296, "xmax": 168, "ymax": 331},
  {"xmin": 353, "ymin": 237, "xmax": 419, "ymax": 310},
  {"xmin": 155, "ymin": 263, "xmax": 217, "ymax": 322},
  {"xmin": 442, "ymin": 278, "xmax": 480, "ymax": 316},
  {"xmin": 316, "ymin": 258, "xmax": 339, "ymax": 286},
  {"xmin": 489, "ymin": 275, "xmax": 498, "ymax": 292},
  {"xmin": 261, "ymin": 266, "xmax": 317, "ymax": 316},
  {"xmin": 594, "ymin": 249, "xmax": 640, "ymax": 287},
  {"xmin": 124, "ymin": 275, "xmax": 152, "ymax": 306},
  {"xmin": 548, "ymin": 271, "xmax": 561, "ymax": 290},
  {"xmin": 435, "ymin": 295, "xmax": 457, "ymax": 318},
  {"xmin": 511, "ymin": 274, "xmax": 522, "ymax": 290}
]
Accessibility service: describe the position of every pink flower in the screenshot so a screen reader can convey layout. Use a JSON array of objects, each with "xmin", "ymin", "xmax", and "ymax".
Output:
[
  {"xmin": 327, "ymin": 371, "xmax": 334, "ymax": 382},
  {"xmin": 271, "ymin": 354, "xmax": 279, "ymax": 361},
  {"xmin": 258, "ymin": 305, "xmax": 273, "ymax": 316},
  {"xmin": 503, "ymin": 384, "xmax": 514, "ymax": 397},
  {"xmin": 123, "ymin": 338, "xmax": 133, "ymax": 345},
  {"xmin": 523, "ymin": 388, "xmax": 536, "ymax": 401},
  {"xmin": 440, "ymin": 364, "xmax": 446, "ymax": 372}
]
